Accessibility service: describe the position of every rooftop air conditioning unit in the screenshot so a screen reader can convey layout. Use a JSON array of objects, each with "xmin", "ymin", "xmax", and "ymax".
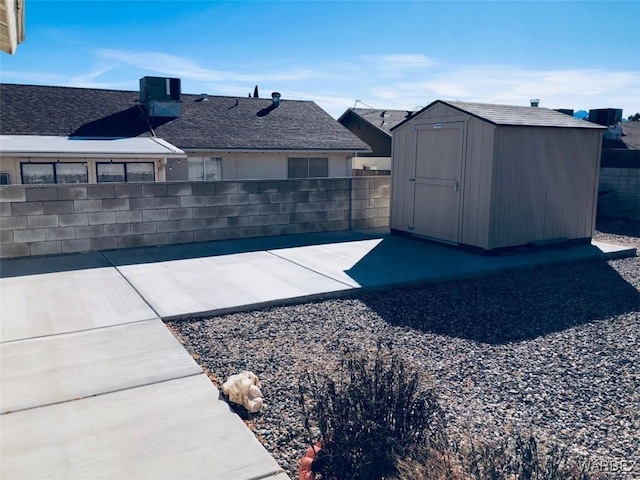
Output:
[{"xmin": 139, "ymin": 76, "xmax": 182, "ymax": 118}]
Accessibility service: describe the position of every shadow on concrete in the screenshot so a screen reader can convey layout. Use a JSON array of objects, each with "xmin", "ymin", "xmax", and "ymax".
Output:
[
  {"xmin": 355, "ymin": 258, "xmax": 639, "ymax": 344},
  {"xmin": 0, "ymin": 253, "xmax": 112, "ymax": 279},
  {"xmin": 0, "ymin": 231, "xmax": 375, "ymax": 278}
]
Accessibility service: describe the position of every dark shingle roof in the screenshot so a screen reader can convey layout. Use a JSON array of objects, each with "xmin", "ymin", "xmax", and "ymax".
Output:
[
  {"xmin": 392, "ymin": 100, "xmax": 606, "ymax": 131},
  {"xmin": 603, "ymin": 121, "xmax": 640, "ymax": 150},
  {"xmin": 0, "ymin": 83, "xmax": 371, "ymax": 152},
  {"xmin": 339, "ymin": 108, "xmax": 414, "ymax": 136}
]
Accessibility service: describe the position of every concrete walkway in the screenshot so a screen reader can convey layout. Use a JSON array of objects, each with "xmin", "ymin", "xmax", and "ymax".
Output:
[{"xmin": 0, "ymin": 229, "xmax": 635, "ymax": 479}]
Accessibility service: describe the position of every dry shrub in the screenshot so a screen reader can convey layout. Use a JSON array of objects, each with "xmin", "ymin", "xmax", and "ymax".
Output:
[
  {"xmin": 298, "ymin": 342, "xmax": 444, "ymax": 480},
  {"xmin": 391, "ymin": 431, "xmax": 602, "ymax": 480}
]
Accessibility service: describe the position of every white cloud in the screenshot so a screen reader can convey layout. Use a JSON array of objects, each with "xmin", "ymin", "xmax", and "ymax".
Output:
[
  {"xmin": 360, "ymin": 54, "xmax": 435, "ymax": 69},
  {"xmin": 96, "ymin": 48, "xmax": 321, "ymax": 83},
  {"xmin": 358, "ymin": 66, "xmax": 640, "ymax": 117}
]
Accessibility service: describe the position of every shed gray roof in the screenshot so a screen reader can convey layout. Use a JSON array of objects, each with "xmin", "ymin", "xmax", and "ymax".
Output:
[
  {"xmin": 0, "ymin": 83, "xmax": 371, "ymax": 152},
  {"xmin": 338, "ymin": 108, "xmax": 413, "ymax": 136},
  {"xmin": 392, "ymin": 100, "xmax": 606, "ymax": 131}
]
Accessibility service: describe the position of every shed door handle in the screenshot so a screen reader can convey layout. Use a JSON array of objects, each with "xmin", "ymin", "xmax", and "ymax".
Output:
[
  {"xmin": 409, "ymin": 177, "xmax": 416, "ymax": 182},
  {"xmin": 453, "ymin": 182, "xmax": 459, "ymax": 193}
]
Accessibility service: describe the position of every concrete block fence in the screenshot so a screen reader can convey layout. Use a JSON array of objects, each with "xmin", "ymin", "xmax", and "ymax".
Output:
[
  {"xmin": 599, "ymin": 167, "xmax": 640, "ymax": 195},
  {"xmin": 0, "ymin": 177, "xmax": 391, "ymax": 259}
]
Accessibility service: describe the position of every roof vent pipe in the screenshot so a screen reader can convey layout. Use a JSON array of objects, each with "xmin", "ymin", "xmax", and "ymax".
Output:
[
  {"xmin": 530, "ymin": 99, "xmax": 540, "ymax": 107},
  {"xmin": 271, "ymin": 92, "xmax": 281, "ymax": 107}
]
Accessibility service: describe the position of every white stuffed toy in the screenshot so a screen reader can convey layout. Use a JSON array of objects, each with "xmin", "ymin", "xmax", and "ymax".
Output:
[{"xmin": 222, "ymin": 371, "xmax": 264, "ymax": 413}]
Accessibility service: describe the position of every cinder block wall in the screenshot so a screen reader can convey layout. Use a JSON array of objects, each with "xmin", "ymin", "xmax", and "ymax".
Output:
[
  {"xmin": 599, "ymin": 167, "xmax": 640, "ymax": 195},
  {"xmin": 0, "ymin": 177, "xmax": 390, "ymax": 259}
]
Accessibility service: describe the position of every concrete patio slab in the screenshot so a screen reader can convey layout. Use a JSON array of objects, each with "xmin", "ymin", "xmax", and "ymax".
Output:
[
  {"xmin": 269, "ymin": 235, "xmax": 636, "ymax": 290},
  {"xmin": 0, "ymin": 319, "xmax": 201, "ymax": 414},
  {"xmin": 0, "ymin": 374, "xmax": 288, "ymax": 480},
  {"xmin": 110, "ymin": 250, "xmax": 353, "ymax": 319},
  {"xmin": 0, "ymin": 266, "xmax": 157, "ymax": 342}
]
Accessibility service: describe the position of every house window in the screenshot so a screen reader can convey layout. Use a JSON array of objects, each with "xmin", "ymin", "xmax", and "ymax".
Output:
[
  {"xmin": 126, "ymin": 163, "xmax": 155, "ymax": 182},
  {"xmin": 21, "ymin": 163, "xmax": 55, "ymax": 184},
  {"xmin": 56, "ymin": 163, "xmax": 88, "ymax": 184},
  {"xmin": 21, "ymin": 163, "xmax": 89, "ymax": 185},
  {"xmin": 0, "ymin": 172, "xmax": 11, "ymax": 185},
  {"xmin": 188, "ymin": 157, "xmax": 222, "ymax": 181},
  {"xmin": 287, "ymin": 157, "xmax": 328, "ymax": 178},
  {"xmin": 97, "ymin": 163, "xmax": 126, "ymax": 183},
  {"xmin": 96, "ymin": 162, "xmax": 155, "ymax": 183}
]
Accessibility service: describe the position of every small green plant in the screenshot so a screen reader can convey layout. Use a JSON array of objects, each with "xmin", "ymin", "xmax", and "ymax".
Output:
[{"xmin": 298, "ymin": 342, "xmax": 444, "ymax": 480}]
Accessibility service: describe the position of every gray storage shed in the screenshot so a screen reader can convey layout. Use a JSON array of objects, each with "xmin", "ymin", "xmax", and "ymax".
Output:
[{"xmin": 390, "ymin": 100, "xmax": 605, "ymax": 251}]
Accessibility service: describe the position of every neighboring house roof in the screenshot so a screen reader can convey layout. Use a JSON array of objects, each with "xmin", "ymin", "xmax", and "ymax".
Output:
[
  {"xmin": 392, "ymin": 100, "xmax": 606, "ymax": 131},
  {"xmin": 604, "ymin": 121, "xmax": 640, "ymax": 150},
  {"xmin": 0, "ymin": 83, "xmax": 371, "ymax": 152},
  {"xmin": 338, "ymin": 108, "xmax": 413, "ymax": 137},
  {"xmin": 0, "ymin": 135, "xmax": 186, "ymax": 158}
]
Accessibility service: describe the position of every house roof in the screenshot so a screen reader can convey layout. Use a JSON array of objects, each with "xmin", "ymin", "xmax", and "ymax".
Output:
[
  {"xmin": 338, "ymin": 108, "xmax": 413, "ymax": 136},
  {"xmin": 392, "ymin": 100, "xmax": 606, "ymax": 131},
  {"xmin": 0, "ymin": 135, "xmax": 186, "ymax": 158},
  {"xmin": 603, "ymin": 121, "xmax": 640, "ymax": 150},
  {"xmin": 0, "ymin": 83, "xmax": 371, "ymax": 152}
]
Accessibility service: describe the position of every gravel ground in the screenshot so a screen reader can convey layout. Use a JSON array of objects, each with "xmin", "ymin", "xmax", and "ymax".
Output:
[{"xmin": 168, "ymin": 217, "xmax": 640, "ymax": 479}]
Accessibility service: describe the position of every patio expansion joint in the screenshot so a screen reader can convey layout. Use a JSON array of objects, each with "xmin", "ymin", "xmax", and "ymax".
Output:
[
  {"xmin": 100, "ymin": 251, "xmax": 163, "ymax": 319},
  {"xmin": 265, "ymin": 249, "xmax": 357, "ymax": 290},
  {"xmin": 0, "ymin": 371, "xmax": 204, "ymax": 416},
  {"xmin": 0, "ymin": 317, "xmax": 160, "ymax": 345}
]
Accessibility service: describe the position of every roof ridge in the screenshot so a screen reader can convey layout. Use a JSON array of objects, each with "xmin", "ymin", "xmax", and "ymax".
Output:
[{"xmin": 1, "ymin": 82, "xmax": 318, "ymax": 104}]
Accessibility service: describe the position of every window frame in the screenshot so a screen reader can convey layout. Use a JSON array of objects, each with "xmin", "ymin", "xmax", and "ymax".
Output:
[
  {"xmin": 54, "ymin": 162, "xmax": 89, "ymax": 184},
  {"xmin": 20, "ymin": 163, "xmax": 56, "ymax": 185},
  {"xmin": 96, "ymin": 162, "xmax": 156, "ymax": 183},
  {"xmin": 20, "ymin": 162, "xmax": 90, "ymax": 185},
  {"xmin": 287, "ymin": 157, "xmax": 329, "ymax": 179},
  {"xmin": 187, "ymin": 156, "xmax": 222, "ymax": 181}
]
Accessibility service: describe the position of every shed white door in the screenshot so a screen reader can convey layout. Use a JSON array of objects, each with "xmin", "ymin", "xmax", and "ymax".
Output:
[{"xmin": 410, "ymin": 122, "xmax": 464, "ymax": 243}]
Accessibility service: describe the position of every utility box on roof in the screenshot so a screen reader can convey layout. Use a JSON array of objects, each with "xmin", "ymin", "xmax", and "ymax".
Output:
[
  {"xmin": 390, "ymin": 100, "xmax": 605, "ymax": 252},
  {"xmin": 139, "ymin": 76, "xmax": 182, "ymax": 118}
]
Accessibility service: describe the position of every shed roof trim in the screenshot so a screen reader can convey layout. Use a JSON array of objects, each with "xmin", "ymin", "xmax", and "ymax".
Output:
[
  {"xmin": 0, "ymin": 135, "xmax": 187, "ymax": 157},
  {"xmin": 392, "ymin": 100, "xmax": 606, "ymax": 131}
]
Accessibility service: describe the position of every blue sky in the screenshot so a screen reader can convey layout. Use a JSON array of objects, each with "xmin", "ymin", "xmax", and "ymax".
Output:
[{"xmin": 1, "ymin": 0, "xmax": 639, "ymax": 118}]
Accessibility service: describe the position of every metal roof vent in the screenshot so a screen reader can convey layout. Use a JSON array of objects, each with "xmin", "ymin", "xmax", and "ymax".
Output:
[
  {"xmin": 271, "ymin": 92, "xmax": 281, "ymax": 107},
  {"xmin": 200, "ymin": 93, "xmax": 209, "ymax": 101},
  {"xmin": 530, "ymin": 99, "xmax": 540, "ymax": 108}
]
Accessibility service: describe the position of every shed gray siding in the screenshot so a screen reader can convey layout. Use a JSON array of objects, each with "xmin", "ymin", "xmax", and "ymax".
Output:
[
  {"xmin": 489, "ymin": 126, "xmax": 602, "ymax": 248},
  {"xmin": 391, "ymin": 100, "xmax": 603, "ymax": 251}
]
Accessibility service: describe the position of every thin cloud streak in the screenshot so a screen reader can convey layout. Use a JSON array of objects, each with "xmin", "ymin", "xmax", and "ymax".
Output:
[
  {"xmin": 378, "ymin": 67, "xmax": 640, "ymax": 111},
  {"xmin": 96, "ymin": 49, "xmax": 323, "ymax": 83},
  {"xmin": 2, "ymin": 48, "xmax": 637, "ymax": 119}
]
